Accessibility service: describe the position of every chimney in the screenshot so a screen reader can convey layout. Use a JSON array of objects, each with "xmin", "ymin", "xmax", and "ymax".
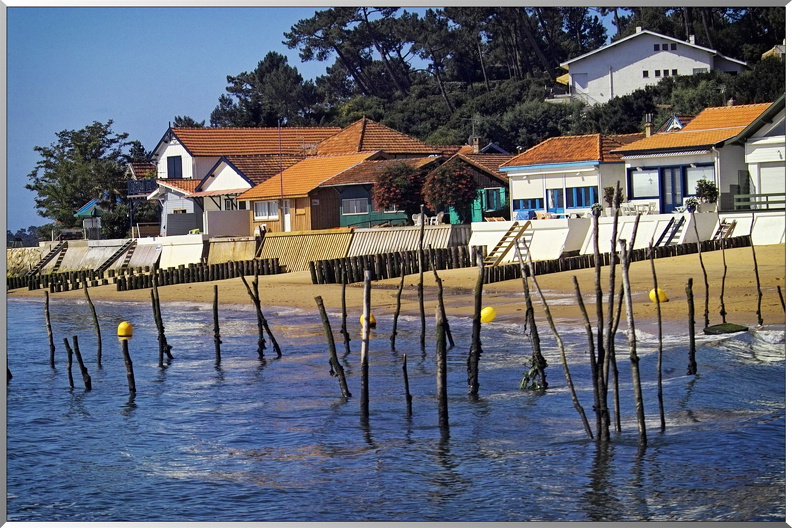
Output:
[
  {"xmin": 644, "ymin": 113, "xmax": 654, "ymax": 137},
  {"xmin": 636, "ymin": 26, "xmax": 642, "ymax": 34},
  {"xmin": 689, "ymin": 35, "xmax": 696, "ymax": 45},
  {"xmin": 472, "ymin": 137, "xmax": 481, "ymax": 154}
]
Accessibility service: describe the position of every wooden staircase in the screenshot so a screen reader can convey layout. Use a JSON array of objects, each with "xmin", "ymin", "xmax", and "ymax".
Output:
[
  {"xmin": 654, "ymin": 216, "xmax": 686, "ymax": 247},
  {"xmin": 712, "ymin": 219, "xmax": 737, "ymax": 241},
  {"xmin": 25, "ymin": 241, "xmax": 68, "ymax": 277},
  {"xmin": 483, "ymin": 221, "xmax": 531, "ymax": 267},
  {"xmin": 96, "ymin": 239, "xmax": 136, "ymax": 275}
]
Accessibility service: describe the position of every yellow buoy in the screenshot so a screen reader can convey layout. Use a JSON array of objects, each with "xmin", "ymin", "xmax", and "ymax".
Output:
[
  {"xmin": 480, "ymin": 306, "xmax": 496, "ymax": 324},
  {"xmin": 117, "ymin": 321, "xmax": 134, "ymax": 340},
  {"xmin": 360, "ymin": 313, "xmax": 377, "ymax": 328},
  {"xmin": 649, "ymin": 288, "xmax": 669, "ymax": 303}
]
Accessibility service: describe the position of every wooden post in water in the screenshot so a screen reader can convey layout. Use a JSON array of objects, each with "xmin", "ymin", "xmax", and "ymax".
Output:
[
  {"xmin": 253, "ymin": 272, "xmax": 281, "ymax": 358},
  {"xmin": 436, "ymin": 304, "xmax": 449, "ymax": 434},
  {"xmin": 649, "ymin": 243, "xmax": 666, "ymax": 432},
  {"xmin": 71, "ymin": 335, "xmax": 92, "ymax": 391},
  {"xmin": 573, "ymin": 275, "xmax": 604, "ymax": 439},
  {"xmin": 152, "ymin": 270, "xmax": 173, "ymax": 362},
  {"xmin": 360, "ymin": 270, "xmax": 373, "ymax": 419},
  {"xmin": 748, "ymin": 214, "xmax": 764, "ymax": 325},
  {"xmin": 120, "ymin": 339, "xmax": 136, "ymax": 394},
  {"xmin": 315, "ymin": 295, "xmax": 352, "ymax": 398},
  {"xmin": 590, "ymin": 205, "xmax": 609, "ymax": 441},
  {"xmin": 63, "ymin": 337, "xmax": 75, "ymax": 389},
  {"xmin": 430, "ymin": 246, "xmax": 454, "ymax": 348},
  {"xmin": 515, "ymin": 241, "xmax": 547, "ymax": 391},
  {"xmin": 402, "ymin": 353, "xmax": 412, "ymax": 415},
  {"xmin": 418, "ymin": 205, "xmax": 426, "ymax": 349},
  {"xmin": 777, "ymin": 286, "xmax": 785, "ymax": 312},
  {"xmin": 619, "ymin": 239, "xmax": 647, "ymax": 447},
  {"xmin": 467, "ymin": 247, "xmax": 484, "ymax": 397},
  {"xmin": 525, "ymin": 245, "xmax": 593, "ymax": 439},
  {"xmin": 83, "ymin": 282, "xmax": 102, "ymax": 367},
  {"xmin": 718, "ymin": 229, "xmax": 729, "ymax": 324},
  {"xmin": 390, "ymin": 254, "xmax": 406, "ymax": 352},
  {"xmin": 690, "ymin": 212, "xmax": 710, "ymax": 328},
  {"xmin": 237, "ymin": 269, "xmax": 266, "ymax": 358},
  {"xmin": 685, "ymin": 278, "xmax": 698, "ymax": 375},
  {"xmin": 45, "ymin": 291, "xmax": 56, "ymax": 369},
  {"xmin": 213, "ymin": 285, "xmax": 222, "ymax": 365},
  {"xmin": 340, "ymin": 267, "xmax": 351, "ymax": 356}
]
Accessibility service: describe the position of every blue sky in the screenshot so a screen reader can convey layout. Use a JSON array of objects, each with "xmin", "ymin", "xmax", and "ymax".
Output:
[
  {"xmin": 6, "ymin": 6, "xmax": 334, "ymax": 232},
  {"xmin": 6, "ymin": 6, "xmax": 623, "ymax": 234}
]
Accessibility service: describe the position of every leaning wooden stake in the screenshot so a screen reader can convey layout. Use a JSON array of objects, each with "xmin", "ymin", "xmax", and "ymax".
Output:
[
  {"xmin": 718, "ymin": 229, "xmax": 728, "ymax": 324},
  {"xmin": 690, "ymin": 212, "xmax": 710, "ymax": 328},
  {"xmin": 515, "ymin": 242, "xmax": 547, "ymax": 390},
  {"xmin": 619, "ymin": 239, "xmax": 647, "ymax": 447},
  {"xmin": 685, "ymin": 278, "xmax": 698, "ymax": 375},
  {"xmin": 253, "ymin": 272, "xmax": 282, "ymax": 358},
  {"xmin": 315, "ymin": 295, "xmax": 352, "ymax": 398},
  {"xmin": 45, "ymin": 291, "xmax": 56, "ymax": 369},
  {"xmin": 151, "ymin": 271, "xmax": 174, "ymax": 363},
  {"xmin": 390, "ymin": 255, "xmax": 406, "ymax": 351},
  {"xmin": 467, "ymin": 247, "xmax": 484, "ymax": 397},
  {"xmin": 436, "ymin": 304, "xmax": 449, "ymax": 434},
  {"xmin": 430, "ymin": 246, "xmax": 454, "ymax": 348},
  {"xmin": 71, "ymin": 335, "xmax": 92, "ymax": 391},
  {"xmin": 525, "ymin": 246, "xmax": 593, "ymax": 439},
  {"xmin": 213, "ymin": 285, "xmax": 222, "ymax": 365},
  {"xmin": 777, "ymin": 286, "xmax": 785, "ymax": 312},
  {"xmin": 237, "ymin": 271, "xmax": 266, "ymax": 358},
  {"xmin": 360, "ymin": 270, "xmax": 373, "ymax": 419},
  {"xmin": 418, "ymin": 204, "xmax": 427, "ymax": 349},
  {"xmin": 591, "ymin": 206, "xmax": 609, "ymax": 441},
  {"xmin": 340, "ymin": 267, "xmax": 352, "ymax": 355},
  {"xmin": 748, "ymin": 213, "xmax": 764, "ymax": 325},
  {"xmin": 573, "ymin": 275, "xmax": 606, "ymax": 441},
  {"xmin": 649, "ymin": 242, "xmax": 666, "ymax": 432},
  {"xmin": 63, "ymin": 337, "xmax": 75, "ymax": 389},
  {"xmin": 402, "ymin": 353, "xmax": 412, "ymax": 415},
  {"xmin": 83, "ymin": 282, "xmax": 102, "ymax": 367}
]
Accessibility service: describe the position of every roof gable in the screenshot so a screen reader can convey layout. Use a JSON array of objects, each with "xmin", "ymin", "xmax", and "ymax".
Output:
[
  {"xmin": 561, "ymin": 29, "xmax": 747, "ymax": 69},
  {"xmin": 614, "ymin": 102, "xmax": 773, "ymax": 154},
  {"xmin": 314, "ymin": 118, "xmax": 440, "ymax": 156}
]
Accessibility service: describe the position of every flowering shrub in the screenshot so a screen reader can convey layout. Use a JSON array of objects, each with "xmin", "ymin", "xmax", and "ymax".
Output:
[
  {"xmin": 371, "ymin": 162, "xmax": 426, "ymax": 217},
  {"xmin": 422, "ymin": 161, "xmax": 478, "ymax": 223}
]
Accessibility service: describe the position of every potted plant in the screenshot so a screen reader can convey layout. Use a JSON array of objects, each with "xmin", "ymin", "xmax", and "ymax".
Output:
[
  {"xmin": 602, "ymin": 186, "xmax": 624, "ymax": 216},
  {"xmin": 685, "ymin": 196, "xmax": 700, "ymax": 213},
  {"xmin": 695, "ymin": 179, "xmax": 719, "ymax": 212}
]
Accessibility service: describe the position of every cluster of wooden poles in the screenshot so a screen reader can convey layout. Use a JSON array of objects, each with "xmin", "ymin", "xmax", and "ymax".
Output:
[{"xmin": 14, "ymin": 199, "xmax": 781, "ymax": 449}]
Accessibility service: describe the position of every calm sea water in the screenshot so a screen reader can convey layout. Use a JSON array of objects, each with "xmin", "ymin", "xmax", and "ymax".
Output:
[{"xmin": 6, "ymin": 295, "xmax": 785, "ymax": 522}]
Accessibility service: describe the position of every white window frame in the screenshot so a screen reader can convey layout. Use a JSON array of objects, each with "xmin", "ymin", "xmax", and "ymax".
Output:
[
  {"xmin": 342, "ymin": 198, "xmax": 370, "ymax": 215},
  {"xmin": 383, "ymin": 204, "xmax": 405, "ymax": 214},
  {"xmin": 253, "ymin": 200, "xmax": 279, "ymax": 220}
]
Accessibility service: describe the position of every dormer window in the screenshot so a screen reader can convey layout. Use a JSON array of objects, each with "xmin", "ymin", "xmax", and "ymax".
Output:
[{"xmin": 167, "ymin": 156, "xmax": 182, "ymax": 179}]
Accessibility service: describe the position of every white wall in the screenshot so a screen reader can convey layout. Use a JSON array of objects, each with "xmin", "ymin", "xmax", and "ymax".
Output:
[
  {"xmin": 204, "ymin": 209, "xmax": 253, "ymax": 237},
  {"xmin": 155, "ymin": 140, "xmax": 193, "ymax": 179},
  {"xmin": 156, "ymin": 234, "xmax": 207, "ymax": 268},
  {"xmin": 719, "ymin": 211, "xmax": 785, "ymax": 245},
  {"xmin": 204, "ymin": 162, "xmax": 250, "ymax": 191},
  {"xmin": 470, "ymin": 218, "xmax": 590, "ymax": 262}
]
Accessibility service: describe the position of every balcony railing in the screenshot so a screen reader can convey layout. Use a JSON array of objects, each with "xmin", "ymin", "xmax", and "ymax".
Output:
[
  {"xmin": 733, "ymin": 192, "xmax": 785, "ymax": 211},
  {"xmin": 127, "ymin": 179, "xmax": 159, "ymax": 197}
]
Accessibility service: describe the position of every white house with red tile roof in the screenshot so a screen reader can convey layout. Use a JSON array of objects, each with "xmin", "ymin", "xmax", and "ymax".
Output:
[
  {"xmin": 612, "ymin": 102, "xmax": 774, "ymax": 214},
  {"xmin": 558, "ymin": 28, "xmax": 746, "ymax": 105},
  {"xmin": 499, "ymin": 133, "xmax": 644, "ymax": 219}
]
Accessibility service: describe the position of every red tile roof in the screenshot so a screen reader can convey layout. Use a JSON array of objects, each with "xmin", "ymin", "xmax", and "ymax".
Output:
[
  {"xmin": 501, "ymin": 133, "xmax": 644, "ymax": 167},
  {"xmin": 223, "ymin": 154, "xmax": 305, "ymax": 186},
  {"xmin": 237, "ymin": 152, "xmax": 380, "ymax": 201},
  {"xmin": 156, "ymin": 179, "xmax": 201, "ymax": 194},
  {"xmin": 613, "ymin": 103, "xmax": 772, "ymax": 153},
  {"xmin": 314, "ymin": 118, "xmax": 441, "ymax": 156},
  {"xmin": 169, "ymin": 126, "xmax": 341, "ymax": 156},
  {"xmin": 459, "ymin": 153, "xmax": 515, "ymax": 177},
  {"xmin": 128, "ymin": 161, "xmax": 156, "ymax": 178},
  {"xmin": 319, "ymin": 157, "xmax": 440, "ymax": 187}
]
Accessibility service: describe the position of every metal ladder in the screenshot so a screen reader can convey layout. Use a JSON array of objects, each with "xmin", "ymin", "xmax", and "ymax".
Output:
[
  {"xmin": 25, "ymin": 241, "xmax": 68, "ymax": 277},
  {"xmin": 96, "ymin": 239, "xmax": 136, "ymax": 275},
  {"xmin": 654, "ymin": 216, "xmax": 686, "ymax": 247}
]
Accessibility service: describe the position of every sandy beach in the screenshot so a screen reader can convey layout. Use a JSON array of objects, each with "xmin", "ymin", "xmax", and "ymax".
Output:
[{"xmin": 9, "ymin": 244, "xmax": 786, "ymax": 334}]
